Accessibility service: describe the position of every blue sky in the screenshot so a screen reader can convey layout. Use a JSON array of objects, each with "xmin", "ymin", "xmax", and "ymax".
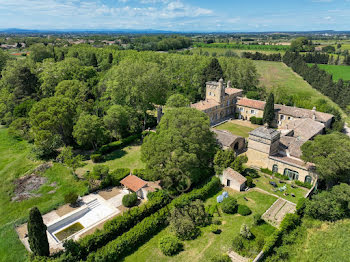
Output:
[{"xmin": 0, "ymin": 0, "xmax": 349, "ymax": 31}]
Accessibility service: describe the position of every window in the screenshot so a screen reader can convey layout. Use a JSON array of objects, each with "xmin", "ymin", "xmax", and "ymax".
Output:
[
  {"xmin": 227, "ymin": 179, "xmax": 231, "ymax": 187},
  {"xmin": 240, "ymin": 107, "xmax": 244, "ymax": 112},
  {"xmin": 288, "ymin": 116, "xmax": 291, "ymax": 120},
  {"xmin": 280, "ymin": 115, "xmax": 285, "ymax": 120},
  {"xmin": 250, "ymin": 109, "xmax": 255, "ymax": 114},
  {"xmin": 284, "ymin": 169, "xmax": 299, "ymax": 181},
  {"xmin": 272, "ymin": 164, "xmax": 278, "ymax": 174},
  {"xmin": 305, "ymin": 175, "xmax": 312, "ymax": 184}
]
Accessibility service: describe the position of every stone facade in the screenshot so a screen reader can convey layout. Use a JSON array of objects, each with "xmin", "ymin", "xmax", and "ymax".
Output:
[
  {"xmin": 191, "ymin": 79, "xmax": 243, "ymax": 125},
  {"xmin": 219, "ymin": 167, "xmax": 247, "ymax": 191}
]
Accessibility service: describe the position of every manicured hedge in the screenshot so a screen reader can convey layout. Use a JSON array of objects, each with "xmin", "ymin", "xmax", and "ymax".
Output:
[
  {"xmin": 295, "ymin": 180, "xmax": 312, "ymax": 189},
  {"xmin": 109, "ymin": 168, "xmax": 130, "ymax": 186},
  {"xmin": 238, "ymin": 205, "xmax": 252, "ymax": 216},
  {"xmin": 91, "ymin": 154, "xmax": 104, "ymax": 163},
  {"xmin": 98, "ymin": 134, "xmax": 142, "ymax": 155},
  {"xmin": 77, "ymin": 190, "xmax": 170, "ymax": 258},
  {"xmin": 250, "ymin": 116, "xmax": 263, "ymax": 125},
  {"xmin": 86, "ymin": 177, "xmax": 222, "ymax": 261}
]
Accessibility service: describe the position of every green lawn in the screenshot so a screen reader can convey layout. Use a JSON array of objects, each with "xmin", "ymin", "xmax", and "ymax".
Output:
[
  {"xmin": 253, "ymin": 173, "xmax": 308, "ymax": 203},
  {"xmin": 0, "ymin": 127, "xmax": 88, "ymax": 262},
  {"xmin": 214, "ymin": 122, "xmax": 255, "ymax": 138},
  {"xmin": 124, "ymin": 190, "xmax": 277, "ymax": 262},
  {"xmin": 313, "ymin": 64, "xmax": 350, "ymax": 82},
  {"xmin": 78, "ymin": 143, "xmax": 145, "ymax": 175},
  {"xmin": 253, "ymin": 60, "xmax": 346, "ymax": 116}
]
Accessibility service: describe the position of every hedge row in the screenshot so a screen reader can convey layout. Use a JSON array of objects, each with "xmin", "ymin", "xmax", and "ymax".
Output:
[
  {"xmin": 109, "ymin": 168, "xmax": 130, "ymax": 186},
  {"xmin": 250, "ymin": 116, "xmax": 263, "ymax": 125},
  {"xmin": 263, "ymin": 213, "xmax": 300, "ymax": 255},
  {"xmin": 77, "ymin": 190, "xmax": 170, "ymax": 258},
  {"xmin": 295, "ymin": 180, "xmax": 312, "ymax": 189},
  {"xmin": 86, "ymin": 177, "xmax": 222, "ymax": 261}
]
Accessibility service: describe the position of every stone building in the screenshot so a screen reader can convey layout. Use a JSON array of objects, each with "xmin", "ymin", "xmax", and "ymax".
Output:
[
  {"xmin": 246, "ymin": 126, "xmax": 317, "ymax": 184},
  {"xmin": 212, "ymin": 129, "xmax": 245, "ymax": 153},
  {"xmin": 120, "ymin": 175, "xmax": 161, "ymax": 200},
  {"xmin": 191, "ymin": 79, "xmax": 243, "ymax": 125},
  {"xmin": 236, "ymin": 98, "xmax": 334, "ymax": 128},
  {"xmin": 219, "ymin": 167, "xmax": 247, "ymax": 191}
]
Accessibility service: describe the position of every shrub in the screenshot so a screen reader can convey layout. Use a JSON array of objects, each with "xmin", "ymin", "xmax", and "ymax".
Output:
[
  {"xmin": 98, "ymin": 134, "xmax": 141, "ymax": 155},
  {"xmin": 246, "ymin": 176, "xmax": 253, "ymax": 187},
  {"xmin": 263, "ymin": 230, "xmax": 282, "ymax": 255},
  {"xmin": 90, "ymin": 153, "xmax": 104, "ymax": 163},
  {"xmin": 64, "ymin": 192, "xmax": 78, "ymax": 206},
  {"xmin": 86, "ymin": 177, "xmax": 221, "ymax": 261},
  {"xmin": 296, "ymin": 198, "xmax": 307, "ymax": 216},
  {"xmin": 260, "ymin": 168, "xmax": 273, "ymax": 175},
  {"xmin": 133, "ymin": 168, "xmax": 159, "ymax": 181},
  {"xmin": 295, "ymin": 180, "xmax": 312, "ymax": 189},
  {"xmin": 90, "ymin": 165, "xmax": 109, "ymax": 180},
  {"xmin": 250, "ymin": 116, "xmax": 263, "ymax": 125},
  {"xmin": 221, "ymin": 196, "xmax": 238, "ymax": 214},
  {"xmin": 232, "ymin": 235, "xmax": 245, "ymax": 251},
  {"xmin": 158, "ymin": 235, "xmax": 182, "ymax": 256},
  {"xmin": 122, "ymin": 193, "xmax": 137, "ymax": 207},
  {"xmin": 274, "ymin": 173, "xmax": 289, "ymax": 180},
  {"xmin": 109, "ymin": 168, "xmax": 130, "ymax": 186},
  {"xmin": 280, "ymin": 213, "xmax": 301, "ymax": 232},
  {"xmin": 238, "ymin": 205, "xmax": 252, "ymax": 216},
  {"xmin": 243, "ymin": 168, "xmax": 259, "ymax": 178},
  {"xmin": 240, "ymin": 223, "xmax": 252, "ymax": 239},
  {"xmin": 209, "ymin": 224, "xmax": 220, "ymax": 234},
  {"xmin": 253, "ymin": 213, "xmax": 263, "ymax": 226}
]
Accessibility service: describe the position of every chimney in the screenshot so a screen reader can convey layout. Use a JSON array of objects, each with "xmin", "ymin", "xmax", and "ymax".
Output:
[
  {"xmin": 312, "ymin": 106, "xmax": 316, "ymax": 120},
  {"xmin": 227, "ymin": 80, "xmax": 231, "ymax": 89},
  {"xmin": 218, "ymin": 78, "xmax": 224, "ymax": 89}
]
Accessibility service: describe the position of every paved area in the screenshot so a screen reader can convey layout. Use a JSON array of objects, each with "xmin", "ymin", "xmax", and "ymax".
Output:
[
  {"xmin": 16, "ymin": 187, "xmax": 129, "ymax": 253},
  {"xmin": 228, "ymin": 251, "xmax": 249, "ymax": 262},
  {"xmin": 262, "ymin": 198, "xmax": 296, "ymax": 227}
]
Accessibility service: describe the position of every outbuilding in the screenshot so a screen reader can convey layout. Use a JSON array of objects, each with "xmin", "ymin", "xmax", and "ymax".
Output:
[
  {"xmin": 219, "ymin": 167, "xmax": 247, "ymax": 191},
  {"xmin": 120, "ymin": 175, "xmax": 161, "ymax": 200}
]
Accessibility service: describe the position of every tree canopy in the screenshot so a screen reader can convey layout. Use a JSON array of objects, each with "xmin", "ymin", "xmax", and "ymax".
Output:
[{"xmin": 141, "ymin": 107, "xmax": 217, "ymax": 192}]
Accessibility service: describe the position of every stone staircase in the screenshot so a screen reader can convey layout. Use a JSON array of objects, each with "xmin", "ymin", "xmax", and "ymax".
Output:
[{"xmin": 86, "ymin": 199, "xmax": 100, "ymax": 210}]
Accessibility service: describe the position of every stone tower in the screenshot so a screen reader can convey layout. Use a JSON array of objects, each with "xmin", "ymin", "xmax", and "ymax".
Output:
[{"xmin": 205, "ymin": 78, "xmax": 226, "ymax": 103}]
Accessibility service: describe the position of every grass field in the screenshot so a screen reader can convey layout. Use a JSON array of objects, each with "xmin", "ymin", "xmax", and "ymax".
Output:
[
  {"xmin": 312, "ymin": 64, "xmax": 350, "ymax": 82},
  {"xmin": 124, "ymin": 189, "xmax": 277, "ymax": 262},
  {"xmin": 253, "ymin": 60, "xmax": 345, "ymax": 112},
  {"xmin": 269, "ymin": 218, "xmax": 350, "ymax": 262},
  {"xmin": 0, "ymin": 127, "xmax": 88, "ymax": 262},
  {"xmin": 214, "ymin": 121, "xmax": 257, "ymax": 138},
  {"xmin": 77, "ymin": 143, "xmax": 145, "ymax": 175}
]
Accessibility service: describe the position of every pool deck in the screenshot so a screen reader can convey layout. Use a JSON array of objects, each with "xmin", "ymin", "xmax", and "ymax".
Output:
[{"xmin": 16, "ymin": 187, "xmax": 129, "ymax": 253}]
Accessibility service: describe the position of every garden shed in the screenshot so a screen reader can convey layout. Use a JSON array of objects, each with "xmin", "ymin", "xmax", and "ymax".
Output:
[
  {"xmin": 219, "ymin": 167, "xmax": 247, "ymax": 191},
  {"xmin": 120, "ymin": 175, "xmax": 161, "ymax": 200}
]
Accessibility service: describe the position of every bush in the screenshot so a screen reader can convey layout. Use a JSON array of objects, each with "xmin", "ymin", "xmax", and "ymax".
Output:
[
  {"xmin": 158, "ymin": 235, "xmax": 182, "ymax": 256},
  {"xmin": 90, "ymin": 153, "xmax": 104, "ymax": 163},
  {"xmin": 263, "ymin": 230, "xmax": 282, "ymax": 255},
  {"xmin": 133, "ymin": 168, "xmax": 159, "ymax": 181},
  {"xmin": 122, "ymin": 193, "xmax": 137, "ymax": 207},
  {"xmin": 221, "ymin": 196, "xmax": 237, "ymax": 214},
  {"xmin": 90, "ymin": 165, "xmax": 109, "ymax": 180},
  {"xmin": 64, "ymin": 192, "xmax": 78, "ymax": 205},
  {"xmin": 296, "ymin": 198, "xmax": 307, "ymax": 216},
  {"xmin": 253, "ymin": 213, "xmax": 263, "ymax": 225},
  {"xmin": 238, "ymin": 205, "xmax": 252, "ymax": 216},
  {"xmin": 86, "ymin": 177, "xmax": 222, "ymax": 261},
  {"xmin": 246, "ymin": 176, "xmax": 253, "ymax": 187},
  {"xmin": 243, "ymin": 168, "xmax": 259, "ymax": 178},
  {"xmin": 232, "ymin": 235, "xmax": 245, "ymax": 251},
  {"xmin": 295, "ymin": 180, "xmax": 312, "ymax": 189},
  {"xmin": 280, "ymin": 214, "xmax": 300, "ymax": 232},
  {"xmin": 274, "ymin": 173, "xmax": 289, "ymax": 180},
  {"xmin": 109, "ymin": 168, "xmax": 130, "ymax": 186},
  {"xmin": 260, "ymin": 168, "xmax": 273, "ymax": 175},
  {"xmin": 98, "ymin": 134, "xmax": 141, "ymax": 155},
  {"xmin": 240, "ymin": 223, "xmax": 252, "ymax": 239},
  {"xmin": 250, "ymin": 116, "xmax": 263, "ymax": 125},
  {"xmin": 209, "ymin": 224, "xmax": 220, "ymax": 234}
]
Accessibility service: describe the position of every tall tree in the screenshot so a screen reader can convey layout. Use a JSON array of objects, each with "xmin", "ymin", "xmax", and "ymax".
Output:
[
  {"xmin": 73, "ymin": 113, "xmax": 109, "ymax": 150},
  {"xmin": 108, "ymin": 53, "xmax": 113, "ymax": 64},
  {"xmin": 263, "ymin": 93, "xmax": 275, "ymax": 127},
  {"xmin": 90, "ymin": 53, "xmax": 98, "ymax": 68},
  {"xmin": 141, "ymin": 108, "xmax": 217, "ymax": 192},
  {"xmin": 301, "ymin": 132, "xmax": 350, "ymax": 189},
  {"xmin": 165, "ymin": 94, "xmax": 190, "ymax": 108},
  {"xmin": 27, "ymin": 207, "xmax": 50, "ymax": 257}
]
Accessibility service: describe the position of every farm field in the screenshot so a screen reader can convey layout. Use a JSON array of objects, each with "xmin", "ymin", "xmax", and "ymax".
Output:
[
  {"xmin": 0, "ymin": 127, "xmax": 88, "ymax": 262},
  {"xmin": 124, "ymin": 189, "xmax": 277, "ymax": 262},
  {"xmin": 191, "ymin": 47, "xmax": 284, "ymax": 57},
  {"xmin": 214, "ymin": 121, "xmax": 257, "ymax": 138},
  {"xmin": 253, "ymin": 60, "xmax": 345, "ymax": 114},
  {"xmin": 76, "ymin": 143, "xmax": 145, "ymax": 176},
  {"xmin": 312, "ymin": 64, "xmax": 350, "ymax": 82}
]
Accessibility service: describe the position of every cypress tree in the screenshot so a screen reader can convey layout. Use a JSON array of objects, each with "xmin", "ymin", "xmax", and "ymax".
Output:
[
  {"xmin": 59, "ymin": 51, "xmax": 65, "ymax": 61},
  {"xmin": 263, "ymin": 93, "xmax": 275, "ymax": 127},
  {"xmin": 203, "ymin": 58, "xmax": 224, "ymax": 82},
  {"xmin": 90, "ymin": 53, "xmax": 98, "ymax": 67},
  {"xmin": 27, "ymin": 207, "xmax": 50, "ymax": 257},
  {"xmin": 108, "ymin": 53, "xmax": 113, "ymax": 64}
]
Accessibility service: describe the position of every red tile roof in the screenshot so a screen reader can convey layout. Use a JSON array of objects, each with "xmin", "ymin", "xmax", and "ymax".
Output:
[
  {"xmin": 237, "ymin": 98, "xmax": 266, "ymax": 110},
  {"xmin": 120, "ymin": 175, "xmax": 147, "ymax": 192}
]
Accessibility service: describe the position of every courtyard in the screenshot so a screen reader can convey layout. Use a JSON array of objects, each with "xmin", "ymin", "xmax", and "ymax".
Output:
[{"xmin": 214, "ymin": 120, "xmax": 259, "ymax": 138}]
